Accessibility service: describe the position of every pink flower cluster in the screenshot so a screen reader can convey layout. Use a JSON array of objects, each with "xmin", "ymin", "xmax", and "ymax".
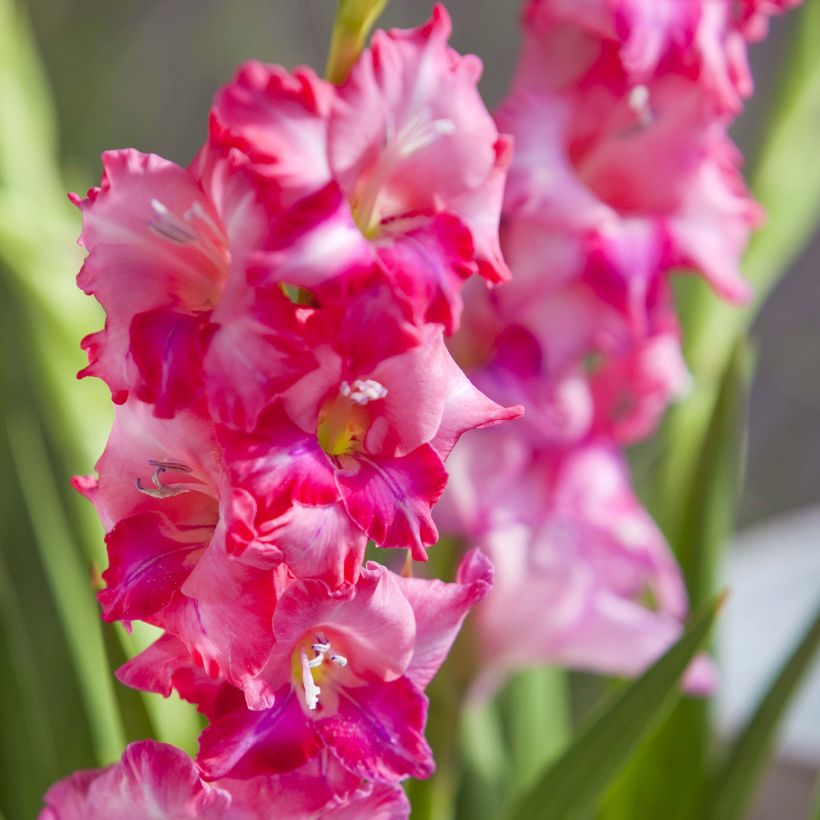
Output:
[
  {"xmin": 437, "ymin": 0, "xmax": 794, "ymax": 696},
  {"xmin": 44, "ymin": 7, "xmax": 519, "ymax": 817}
]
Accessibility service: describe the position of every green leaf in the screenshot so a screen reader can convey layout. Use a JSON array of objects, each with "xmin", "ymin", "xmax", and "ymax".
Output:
[
  {"xmin": 706, "ymin": 606, "xmax": 820, "ymax": 820},
  {"xmin": 5, "ymin": 408, "xmax": 126, "ymax": 764},
  {"xmin": 604, "ymin": 340, "xmax": 752, "ymax": 820},
  {"xmin": 500, "ymin": 666, "xmax": 571, "ymax": 795},
  {"xmin": 325, "ymin": 0, "xmax": 389, "ymax": 84},
  {"xmin": 502, "ymin": 595, "xmax": 723, "ymax": 820}
]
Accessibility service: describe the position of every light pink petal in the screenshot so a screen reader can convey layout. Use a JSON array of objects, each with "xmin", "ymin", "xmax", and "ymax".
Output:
[
  {"xmin": 399, "ymin": 548, "xmax": 494, "ymax": 689},
  {"xmin": 364, "ymin": 326, "xmax": 453, "ymax": 456},
  {"xmin": 265, "ymin": 563, "xmax": 415, "ymax": 689},
  {"xmin": 260, "ymin": 502, "xmax": 367, "ymax": 587},
  {"xmin": 430, "ymin": 350, "xmax": 524, "ymax": 461},
  {"xmin": 77, "ymin": 397, "xmax": 222, "ymax": 531},
  {"xmin": 71, "ymin": 150, "xmax": 228, "ymax": 402},
  {"xmin": 116, "ymin": 633, "xmax": 246, "ymax": 722},
  {"xmin": 545, "ymin": 590, "xmax": 717, "ymax": 696},
  {"xmin": 591, "ymin": 331, "xmax": 691, "ymax": 443},
  {"xmin": 448, "ymin": 134, "xmax": 514, "ymax": 283},
  {"xmin": 323, "ymin": 783, "xmax": 410, "ymax": 820},
  {"xmin": 667, "ymin": 136, "xmax": 761, "ymax": 303},
  {"xmin": 205, "ymin": 288, "xmax": 318, "ymax": 431},
  {"xmin": 216, "ymin": 756, "xmax": 383, "ymax": 820},
  {"xmin": 208, "ymin": 61, "xmax": 334, "ymax": 206},
  {"xmin": 41, "ymin": 741, "xmax": 232, "ymax": 820},
  {"xmin": 251, "ymin": 182, "xmax": 373, "ymax": 292},
  {"xmin": 155, "ymin": 551, "xmax": 276, "ymax": 701},
  {"xmin": 329, "ymin": 5, "xmax": 501, "ymax": 227}
]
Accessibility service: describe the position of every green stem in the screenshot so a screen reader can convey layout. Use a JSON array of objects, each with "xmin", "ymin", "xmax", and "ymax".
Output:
[{"xmin": 325, "ymin": 0, "xmax": 388, "ymax": 85}]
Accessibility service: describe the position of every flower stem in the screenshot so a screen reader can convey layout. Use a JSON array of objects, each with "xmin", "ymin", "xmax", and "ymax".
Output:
[{"xmin": 325, "ymin": 0, "xmax": 388, "ymax": 85}]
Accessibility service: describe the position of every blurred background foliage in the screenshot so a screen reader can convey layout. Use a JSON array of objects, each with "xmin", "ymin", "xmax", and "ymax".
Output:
[{"xmin": 0, "ymin": 1, "xmax": 818, "ymax": 818}]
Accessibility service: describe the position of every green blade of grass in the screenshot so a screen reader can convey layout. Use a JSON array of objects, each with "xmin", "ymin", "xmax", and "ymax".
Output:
[
  {"xmin": 502, "ymin": 595, "xmax": 723, "ymax": 820},
  {"xmin": 706, "ymin": 606, "xmax": 820, "ymax": 820},
  {"xmin": 6, "ymin": 409, "xmax": 125, "ymax": 763}
]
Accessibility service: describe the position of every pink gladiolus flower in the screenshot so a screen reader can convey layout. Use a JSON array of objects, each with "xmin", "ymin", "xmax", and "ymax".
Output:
[
  {"xmin": 39, "ymin": 741, "xmax": 231, "ymax": 820},
  {"xmin": 40, "ymin": 740, "xmax": 411, "ymax": 819},
  {"xmin": 71, "ymin": 149, "xmax": 319, "ymax": 430},
  {"xmin": 498, "ymin": 50, "xmax": 761, "ymax": 310},
  {"xmin": 438, "ymin": 433, "xmax": 715, "ymax": 696},
  {"xmin": 188, "ymin": 552, "xmax": 492, "ymax": 783},
  {"xmin": 226, "ymin": 321, "xmax": 521, "ymax": 559},
  {"xmin": 74, "ymin": 398, "xmax": 283, "ymax": 697},
  {"xmin": 524, "ymin": 0, "xmax": 799, "ymax": 112},
  {"xmin": 210, "ymin": 5, "xmax": 512, "ymax": 334}
]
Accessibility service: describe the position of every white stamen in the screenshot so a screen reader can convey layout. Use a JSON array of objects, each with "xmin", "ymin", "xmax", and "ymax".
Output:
[
  {"xmin": 308, "ymin": 654, "xmax": 324, "ymax": 669},
  {"xmin": 628, "ymin": 85, "xmax": 653, "ymax": 127},
  {"xmin": 312, "ymin": 641, "xmax": 331, "ymax": 654},
  {"xmin": 331, "ymin": 654, "xmax": 348, "ymax": 668},
  {"xmin": 300, "ymin": 649, "xmax": 321, "ymax": 710},
  {"xmin": 135, "ymin": 460, "xmax": 192, "ymax": 499},
  {"xmin": 340, "ymin": 379, "xmax": 388, "ymax": 406},
  {"xmin": 395, "ymin": 110, "xmax": 456, "ymax": 159},
  {"xmin": 184, "ymin": 201, "xmax": 223, "ymax": 237},
  {"xmin": 149, "ymin": 199, "xmax": 199, "ymax": 244}
]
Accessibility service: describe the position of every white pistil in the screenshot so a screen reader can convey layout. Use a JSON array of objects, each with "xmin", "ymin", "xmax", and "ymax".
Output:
[
  {"xmin": 300, "ymin": 649, "xmax": 321, "ymax": 711},
  {"xmin": 340, "ymin": 379, "xmax": 388, "ymax": 406},
  {"xmin": 331, "ymin": 654, "xmax": 348, "ymax": 668}
]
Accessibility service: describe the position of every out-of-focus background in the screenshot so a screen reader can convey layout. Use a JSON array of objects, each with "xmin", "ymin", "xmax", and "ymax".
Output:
[{"xmin": 1, "ymin": 1, "xmax": 818, "ymax": 818}]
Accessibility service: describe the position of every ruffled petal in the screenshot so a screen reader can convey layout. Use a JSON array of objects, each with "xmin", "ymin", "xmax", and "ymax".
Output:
[
  {"xmin": 335, "ymin": 446, "xmax": 447, "ymax": 558},
  {"xmin": 98, "ymin": 511, "xmax": 207, "ymax": 622},
  {"xmin": 399, "ymin": 548, "xmax": 494, "ymax": 689},
  {"xmin": 197, "ymin": 688, "xmax": 321, "ymax": 780},
  {"xmin": 41, "ymin": 741, "xmax": 232, "ymax": 820},
  {"xmin": 316, "ymin": 676, "xmax": 433, "ymax": 783}
]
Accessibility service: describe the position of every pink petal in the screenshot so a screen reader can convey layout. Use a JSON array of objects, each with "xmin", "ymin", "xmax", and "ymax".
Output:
[
  {"xmin": 197, "ymin": 687, "xmax": 321, "ymax": 780},
  {"xmin": 130, "ymin": 307, "xmax": 214, "ymax": 418},
  {"xmin": 208, "ymin": 61, "xmax": 334, "ymax": 206},
  {"xmin": 430, "ymin": 350, "xmax": 524, "ymax": 461},
  {"xmin": 260, "ymin": 502, "xmax": 367, "ymax": 587},
  {"xmin": 375, "ymin": 211, "xmax": 476, "ymax": 334},
  {"xmin": 329, "ymin": 5, "xmax": 498, "ymax": 225},
  {"xmin": 71, "ymin": 150, "xmax": 228, "ymax": 402},
  {"xmin": 204, "ymin": 288, "xmax": 318, "ymax": 431},
  {"xmin": 116, "ymin": 633, "xmax": 246, "ymax": 722},
  {"xmin": 364, "ymin": 326, "xmax": 454, "ymax": 457},
  {"xmin": 98, "ymin": 511, "xmax": 207, "ymax": 622},
  {"xmin": 316, "ymin": 676, "xmax": 434, "ymax": 783},
  {"xmin": 251, "ymin": 182, "xmax": 373, "ymax": 292},
  {"xmin": 41, "ymin": 741, "xmax": 232, "ymax": 820},
  {"xmin": 225, "ymin": 403, "xmax": 339, "ymax": 519},
  {"xmin": 398, "ymin": 548, "xmax": 494, "ymax": 689},
  {"xmin": 264, "ymin": 563, "xmax": 415, "ymax": 691},
  {"xmin": 155, "ymin": 550, "xmax": 277, "ymax": 701},
  {"xmin": 335, "ymin": 446, "xmax": 447, "ymax": 558}
]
